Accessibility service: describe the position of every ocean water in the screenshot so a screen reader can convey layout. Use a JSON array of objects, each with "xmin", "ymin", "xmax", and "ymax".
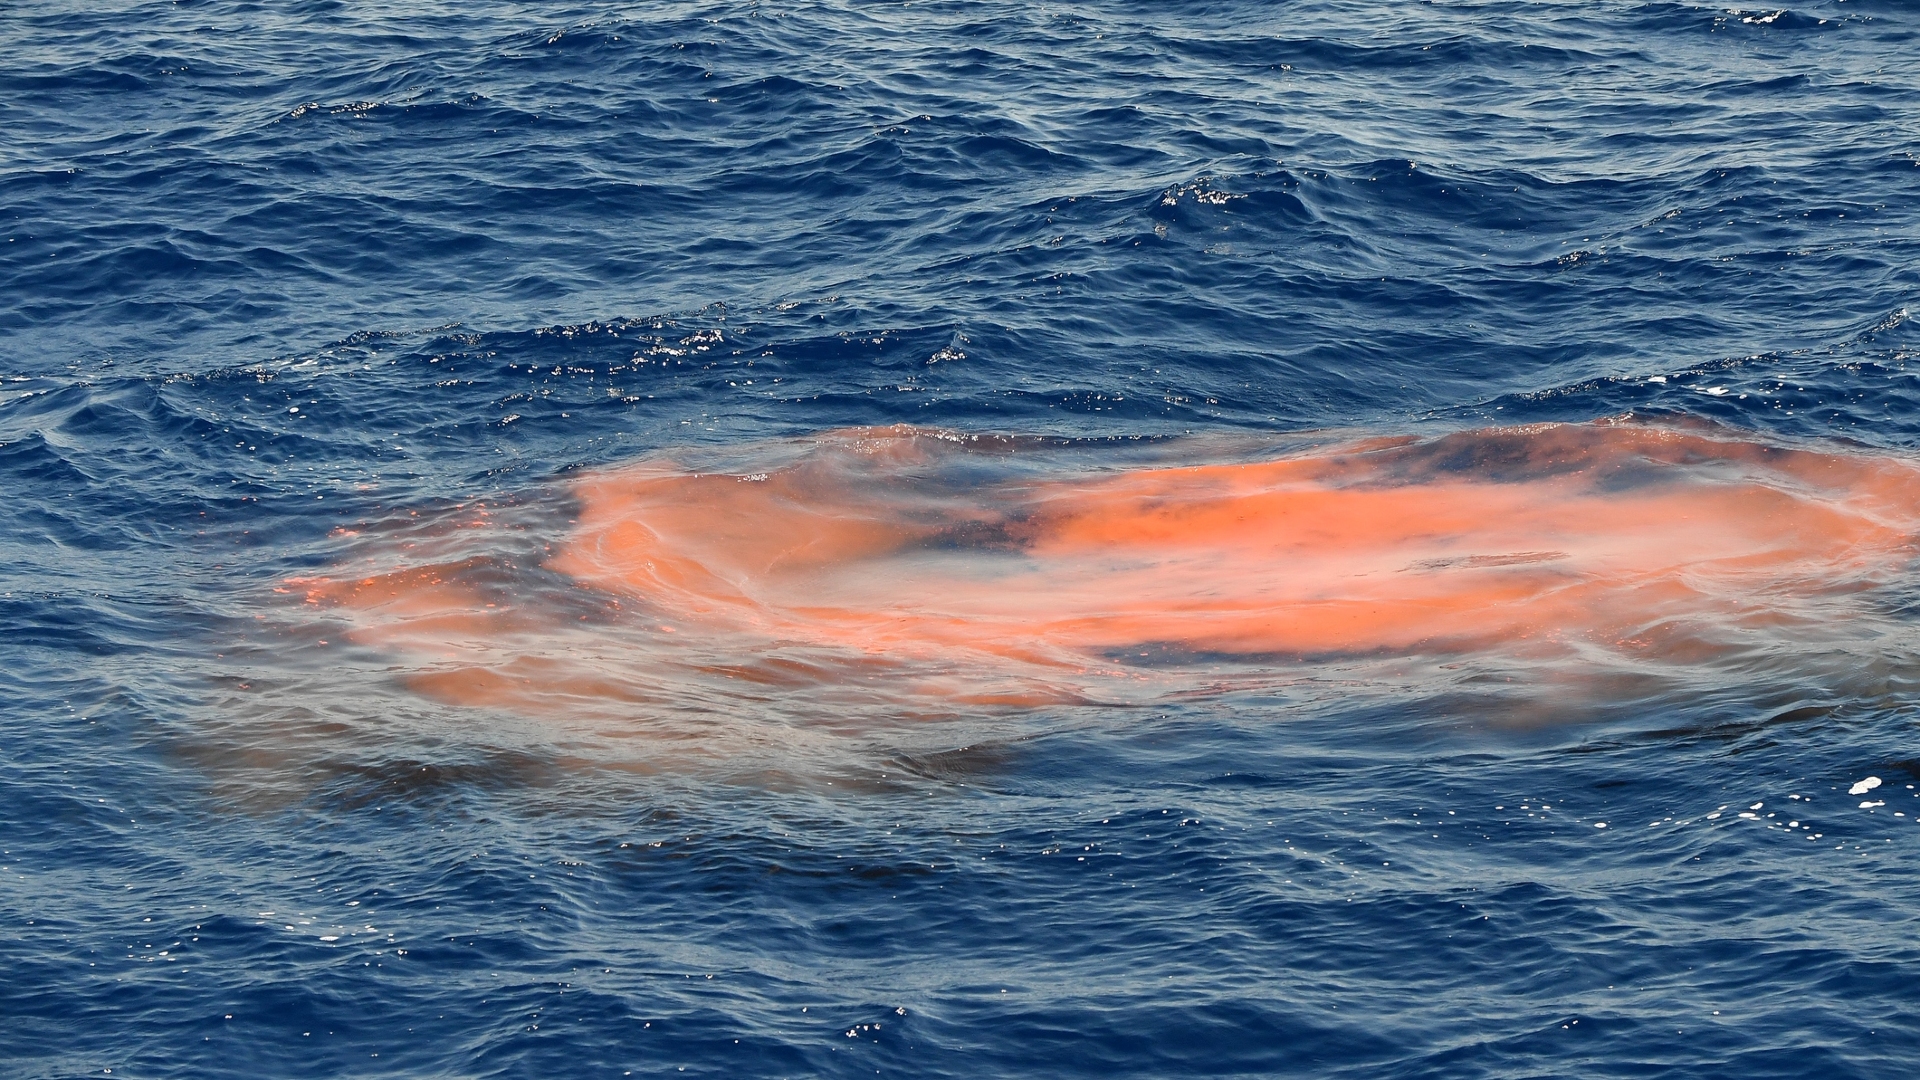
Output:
[{"xmin": 5, "ymin": 0, "xmax": 1920, "ymax": 1076}]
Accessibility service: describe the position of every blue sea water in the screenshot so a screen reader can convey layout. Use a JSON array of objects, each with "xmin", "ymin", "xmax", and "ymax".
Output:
[{"xmin": 5, "ymin": 1, "xmax": 1920, "ymax": 1076}]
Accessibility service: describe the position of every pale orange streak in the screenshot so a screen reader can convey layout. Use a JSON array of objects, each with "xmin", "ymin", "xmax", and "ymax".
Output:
[{"xmin": 299, "ymin": 421, "xmax": 1920, "ymax": 712}]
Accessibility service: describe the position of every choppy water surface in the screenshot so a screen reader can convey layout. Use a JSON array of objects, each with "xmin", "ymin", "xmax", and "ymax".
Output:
[{"xmin": 5, "ymin": 1, "xmax": 1920, "ymax": 1076}]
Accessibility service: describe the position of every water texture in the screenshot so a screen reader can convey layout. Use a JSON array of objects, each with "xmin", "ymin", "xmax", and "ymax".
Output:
[{"xmin": 3, "ymin": 1, "xmax": 1920, "ymax": 1076}]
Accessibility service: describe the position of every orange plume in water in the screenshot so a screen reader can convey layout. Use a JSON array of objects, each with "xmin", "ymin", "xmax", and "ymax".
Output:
[{"xmin": 299, "ymin": 420, "xmax": 1920, "ymax": 715}]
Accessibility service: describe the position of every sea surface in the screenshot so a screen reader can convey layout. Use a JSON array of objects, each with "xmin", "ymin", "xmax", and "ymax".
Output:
[{"xmin": 5, "ymin": 1, "xmax": 1920, "ymax": 1076}]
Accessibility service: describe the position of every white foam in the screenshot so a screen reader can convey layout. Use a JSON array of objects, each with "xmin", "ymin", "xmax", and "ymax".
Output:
[{"xmin": 1848, "ymin": 776, "xmax": 1882, "ymax": 796}]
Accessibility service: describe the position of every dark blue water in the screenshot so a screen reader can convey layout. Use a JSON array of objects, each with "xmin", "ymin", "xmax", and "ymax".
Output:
[{"xmin": 6, "ymin": 1, "xmax": 1920, "ymax": 1076}]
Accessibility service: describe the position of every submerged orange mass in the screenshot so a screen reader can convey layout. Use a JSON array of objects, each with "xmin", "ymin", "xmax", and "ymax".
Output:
[{"xmin": 303, "ymin": 421, "xmax": 1920, "ymax": 712}]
